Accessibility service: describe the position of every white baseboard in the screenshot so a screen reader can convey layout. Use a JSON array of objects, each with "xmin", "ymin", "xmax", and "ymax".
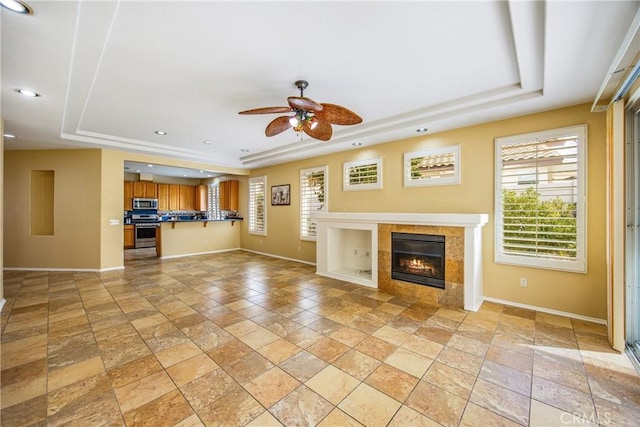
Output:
[
  {"xmin": 3, "ymin": 266, "xmax": 124, "ymax": 272},
  {"xmin": 159, "ymin": 248, "xmax": 242, "ymax": 260},
  {"xmin": 483, "ymin": 296, "xmax": 607, "ymax": 325},
  {"xmin": 240, "ymin": 249, "xmax": 316, "ymax": 266}
]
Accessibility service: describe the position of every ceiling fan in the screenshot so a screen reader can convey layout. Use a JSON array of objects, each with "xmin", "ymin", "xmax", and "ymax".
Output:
[{"xmin": 239, "ymin": 80, "xmax": 362, "ymax": 141}]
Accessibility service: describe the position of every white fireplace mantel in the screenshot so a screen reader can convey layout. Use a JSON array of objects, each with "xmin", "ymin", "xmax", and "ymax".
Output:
[{"xmin": 313, "ymin": 212, "xmax": 489, "ymax": 311}]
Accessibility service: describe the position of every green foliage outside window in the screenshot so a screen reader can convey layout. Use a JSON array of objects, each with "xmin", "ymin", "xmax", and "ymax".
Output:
[
  {"xmin": 502, "ymin": 188, "xmax": 577, "ymax": 259},
  {"xmin": 348, "ymin": 164, "xmax": 378, "ymax": 185}
]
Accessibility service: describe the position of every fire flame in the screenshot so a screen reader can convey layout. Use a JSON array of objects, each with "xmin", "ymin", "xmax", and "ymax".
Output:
[{"xmin": 400, "ymin": 257, "xmax": 437, "ymax": 276}]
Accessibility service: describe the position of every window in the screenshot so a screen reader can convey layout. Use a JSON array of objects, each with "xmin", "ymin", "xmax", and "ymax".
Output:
[
  {"xmin": 248, "ymin": 176, "xmax": 267, "ymax": 235},
  {"xmin": 404, "ymin": 145, "xmax": 460, "ymax": 187},
  {"xmin": 207, "ymin": 184, "xmax": 221, "ymax": 220},
  {"xmin": 343, "ymin": 158, "xmax": 382, "ymax": 191},
  {"xmin": 495, "ymin": 125, "xmax": 586, "ymax": 273},
  {"xmin": 300, "ymin": 166, "xmax": 327, "ymax": 240}
]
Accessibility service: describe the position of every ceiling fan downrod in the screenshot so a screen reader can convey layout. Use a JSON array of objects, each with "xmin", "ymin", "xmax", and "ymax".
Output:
[{"xmin": 295, "ymin": 80, "xmax": 309, "ymax": 97}]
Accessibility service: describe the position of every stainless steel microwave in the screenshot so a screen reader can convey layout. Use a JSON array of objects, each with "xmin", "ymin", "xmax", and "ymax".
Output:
[{"xmin": 133, "ymin": 198, "xmax": 158, "ymax": 210}]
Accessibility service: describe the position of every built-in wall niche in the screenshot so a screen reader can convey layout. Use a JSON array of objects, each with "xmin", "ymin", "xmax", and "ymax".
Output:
[
  {"xmin": 30, "ymin": 170, "xmax": 54, "ymax": 236},
  {"xmin": 316, "ymin": 221, "xmax": 378, "ymax": 288}
]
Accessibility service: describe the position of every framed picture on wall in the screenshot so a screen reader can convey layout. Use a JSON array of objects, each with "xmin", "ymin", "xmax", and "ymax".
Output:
[{"xmin": 271, "ymin": 184, "xmax": 290, "ymax": 206}]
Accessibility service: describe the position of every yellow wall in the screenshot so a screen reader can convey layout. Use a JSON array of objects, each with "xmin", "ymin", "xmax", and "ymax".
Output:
[
  {"xmin": 4, "ymin": 150, "xmax": 103, "ymax": 269},
  {"xmin": 242, "ymin": 103, "xmax": 607, "ymax": 319},
  {"xmin": 101, "ymin": 149, "xmax": 125, "ymax": 269},
  {"xmin": 4, "ymin": 148, "xmax": 245, "ymax": 271}
]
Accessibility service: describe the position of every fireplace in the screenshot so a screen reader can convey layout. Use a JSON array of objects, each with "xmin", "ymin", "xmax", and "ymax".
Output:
[{"xmin": 391, "ymin": 232, "xmax": 445, "ymax": 289}]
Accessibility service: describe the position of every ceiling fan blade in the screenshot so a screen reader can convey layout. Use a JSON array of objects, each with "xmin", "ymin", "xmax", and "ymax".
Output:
[
  {"xmin": 239, "ymin": 106, "xmax": 292, "ymax": 115},
  {"xmin": 265, "ymin": 116, "xmax": 293, "ymax": 137},
  {"xmin": 315, "ymin": 103, "xmax": 362, "ymax": 125},
  {"xmin": 303, "ymin": 120, "xmax": 333, "ymax": 141},
  {"xmin": 287, "ymin": 96, "xmax": 323, "ymax": 112}
]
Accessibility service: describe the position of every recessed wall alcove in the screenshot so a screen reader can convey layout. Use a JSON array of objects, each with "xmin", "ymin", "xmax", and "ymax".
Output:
[{"xmin": 314, "ymin": 212, "xmax": 489, "ymax": 311}]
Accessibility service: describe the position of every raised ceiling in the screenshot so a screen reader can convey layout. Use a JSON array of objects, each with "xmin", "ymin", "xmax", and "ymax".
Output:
[{"xmin": 2, "ymin": 1, "xmax": 640, "ymax": 173}]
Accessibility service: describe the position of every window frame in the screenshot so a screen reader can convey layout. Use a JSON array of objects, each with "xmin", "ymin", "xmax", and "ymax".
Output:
[
  {"xmin": 494, "ymin": 124, "xmax": 587, "ymax": 273},
  {"xmin": 404, "ymin": 145, "xmax": 461, "ymax": 187},
  {"xmin": 207, "ymin": 184, "xmax": 221, "ymax": 220},
  {"xmin": 248, "ymin": 175, "xmax": 267, "ymax": 236},
  {"xmin": 343, "ymin": 158, "xmax": 383, "ymax": 191},
  {"xmin": 300, "ymin": 165, "xmax": 328, "ymax": 241}
]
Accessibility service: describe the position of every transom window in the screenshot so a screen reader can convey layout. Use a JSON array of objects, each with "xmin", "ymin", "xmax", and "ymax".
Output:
[
  {"xmin": 404, "ymin": 145, "xmax": 460, "ymax": 187},
  {"xmin": 343, "ymin": 158, "xmax": 382, "ymax": 191},
  {"xmin": 495, "ymin": 125, "xmax": 587, "ymax": 273}
]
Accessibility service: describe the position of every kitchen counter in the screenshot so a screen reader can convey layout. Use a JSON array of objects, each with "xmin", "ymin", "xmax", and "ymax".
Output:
[
  {"xmin": 159, "ymin": 217, "xmax": 243, "ymax": 223},
  {"xmin": 159, "ymin": 217, "xmax": 243, "ymax": 228}
]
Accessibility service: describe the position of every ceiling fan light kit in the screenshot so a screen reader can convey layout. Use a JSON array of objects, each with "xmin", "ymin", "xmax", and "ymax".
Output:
[{"xmin": 239, "ymin": 80, "xmax": 362, "ymax": 142}]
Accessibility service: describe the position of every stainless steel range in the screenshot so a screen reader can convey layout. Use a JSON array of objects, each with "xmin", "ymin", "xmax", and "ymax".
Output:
[{"xmin": 131, "ymin": 213, "xmax": 159, "ymax": 248}]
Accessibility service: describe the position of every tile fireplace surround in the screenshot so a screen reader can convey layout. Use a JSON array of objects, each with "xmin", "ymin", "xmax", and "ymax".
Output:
[{"xmin": 314, "ymin": 213, "xmax": 489, "ymax": 312}]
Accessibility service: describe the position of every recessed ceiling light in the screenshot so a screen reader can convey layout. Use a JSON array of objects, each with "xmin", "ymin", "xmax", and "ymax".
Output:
[
  {"xmin": 199, "ymin": 170, "xmax": 204, "ymax": 173},
  {"xmin": 416, "ymin": 127, "xmax": 428, "ymax": 133},
  {"xmin": 3, "ymin": 133, "xmax": 16, "ymax": 139},
  {"xmin": 147, "ymin": 164, "xmax": 153, "ymax": 168},
  {"xmin": 155, "ymin": 131, "xmax": 167, "ymax": 135},
  {"xmin": 240, "ymin": 148, "xmax": 250, "ymax": 152},
  {"xmin": 207, "ymin": 175, "xmax": 212, "ymax": 177},
  {"xmin": 352, "ymin": 142, "xmax": 362, "ymax": 146},
  {"xmin": 1, "ymin": 0, "xmax": 33, "ymax": 14},
  {"xmin": 203, "ymin": 141, "xmax": 213, "ymax": 145},
  {"xmin": 135, "ymin": 169, "xmax": 141, "ymax": 173},
  {"xmin": 16, "ymin": 88, "xmax": 40, "ymax": 97},
  {"xmin": 183, "ymin": 174, "xmax": 188, "ymax": 177}
]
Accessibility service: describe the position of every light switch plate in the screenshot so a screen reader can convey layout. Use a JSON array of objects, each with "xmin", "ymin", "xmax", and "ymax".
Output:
[{"xmin": 110, "ymin": 219, "xmax": 120, "ymax": 225}]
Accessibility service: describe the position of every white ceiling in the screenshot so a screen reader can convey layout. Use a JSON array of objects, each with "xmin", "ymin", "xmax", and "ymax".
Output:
[{"xmin": 2, "ymin": 1, "xmax": 640, "ymax": 177}]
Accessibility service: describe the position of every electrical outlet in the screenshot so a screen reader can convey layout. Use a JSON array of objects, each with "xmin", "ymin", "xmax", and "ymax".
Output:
[{"xmin": 520, "ymin": 277, "xmax": 528, "ymax": 287}]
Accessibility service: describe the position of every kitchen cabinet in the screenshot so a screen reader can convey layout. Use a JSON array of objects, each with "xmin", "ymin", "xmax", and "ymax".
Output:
[
  {"xmin": 157, "ymin": 184, "xmax": 170, "ymax": 210},
  {"xmin": 196, "ymin": 185, "xmax": 208, "ymax": 211},
  {"xmin": 133, "ymin": 181, "xmax": 157, "ymax": 198},
  {"xmin": 124, "ymin": 225, "xmax": 134, "ymax": 249},
  {"xmin": 179, "ymin": 185, "xmax": 196, "ymax": 210},
  {"xmin": 169, "ymin": 185, "xmax": 180, "ymax": 210},
  {"xmin": 124, "ymin": 182, "xmax": 133, "ymax": 210},
  {"xmin": 220, "ymin": 180, "xmax": 239, "ymax": 211},
  {"xmin": 128, "ymin": 181, "xmax": 204, "ymax": 212},
  {"xmin": 144, "ymin": 182, "xmax": 157, "ymax": 198}
]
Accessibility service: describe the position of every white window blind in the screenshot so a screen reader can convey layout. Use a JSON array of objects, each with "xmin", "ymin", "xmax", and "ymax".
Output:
[
  {"xmin": 300, "ymin": 166, "xmax": 327, "ymax": 240},
  {"xmin": 248, "ymin": 176, "xmax": 266, "ymax": 235},
  {"xmin": 207, "ymin": 184, "xmax": 221, "ymax": 220},
  {"xmin": 495, "ymin": 125, "xmax": 586, "ymax": 272},
  {"xmin": 344, "ymin": 158, "xmax": 382, "ymax": 191}
]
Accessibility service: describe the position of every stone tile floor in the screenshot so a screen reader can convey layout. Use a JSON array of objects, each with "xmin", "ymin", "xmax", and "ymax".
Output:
[{"xmin": 1, "ymin": 250, "xmax": 639, "ymax": 426}]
